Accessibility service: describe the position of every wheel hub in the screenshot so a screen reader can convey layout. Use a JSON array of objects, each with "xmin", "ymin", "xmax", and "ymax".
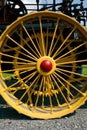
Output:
[
  {"xmin": 37, "ymin": 56, "xmax": 56, "ymax": 75},
  {"xmin": 40, "ymin": 60, "xmax": 52, "ymax": 72}
]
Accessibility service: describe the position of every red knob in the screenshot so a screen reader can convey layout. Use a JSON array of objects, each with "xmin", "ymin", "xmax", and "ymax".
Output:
[{"xmin": 40, "ymin": 60, "xmax": 52, "ymax": 72}]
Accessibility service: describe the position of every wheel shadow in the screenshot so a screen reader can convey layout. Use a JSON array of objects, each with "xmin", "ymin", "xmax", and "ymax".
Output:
[
  {"xmin": 0, "ymin": 96, "xmax": 87, "ymax": 120},
  {"xmin": 0, "ymin": 105, "xmax": 31, "ymax": 120},
  {"xmin": 0, "ymin": 96, "xmax": 32, "ymax": 120}
]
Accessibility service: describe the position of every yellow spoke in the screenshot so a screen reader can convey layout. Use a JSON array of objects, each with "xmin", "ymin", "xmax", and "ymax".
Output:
[
  {"xmin": 51, "ymin": 74, "xmax": 71, "ymax": 107},
  {"xmin": 75, "ymin": 50, "xmax": 87, "ymax": 56},
  {"xmin": 56, "ymin": 39, "xmax": 76, "ymax": 56},
  {"xmin": 21, "ymin": 23, "xmax": 41, "ymax": 58},
  {"xmin": 48, "ymin": 18, "xmax": 60, "ymax": 56},
  {"xmin": 24, "ymin": 71, "xmax": 40, "ymax": 88},
  {"xmin": 31, "ymin": 23, "xmax": 42, "ymax": 56},
  {"xmin": 45, "ymin": 22, "xmax": 49, "ymax": 55},
  {"xmin": 5, "ymin": 71, "xmax": 37, "ymax": 90},
  {"xmin": 52, "ymin": 26, "xmax": 76, "ymax": 59},
  {"xmin": 34, "ymin": 76, "xmax": 43, "ymax": 108},
  {"xmin": 59, "ymin": 28, "xmax": 64, "ymax": 42},
  {"xmin": 14, "ymin": 63, "xmax": 36, "ymax": 69},
  {"xmin": 1, "ymin": 65, "xmax": 36, "ymax": 73},
  {"xmin": 7, "ymin": 85, "xmax": 27, "ymax": 94},
  {"xmin": 24, "ymin": 72, "xmax": 38, "ymax": 85},
  {"xmin": 50, "ymin": 74, "xmax": 74, "ymax": 99},
  {"xmin": 1, "ymin": 63, "xmax": 36, "ymax": 80},
  {"xmin": 56, "ymin": 41, "xmax": 87, "ymax": 62},
  {"xmin": 56, "ymin": 59, "xmax": 87, "ymax": 66},
  {"xmin": 0, "ymin": 52, "xmax": 31, "ymax": 63},
  {"xmin": 6, "ymin": 34, "xmax": 38, "ymax": 61},
  {"xmin": 21, "ymin": 71, "xmax": 38, "ymax": 84},
  {"xmin": 55, "ymin": 70, "xmax": 81, "ymax": 97},
  {"xmin": 56, "ymin": 54, "xmax": 76, "ymax": 64},
  {"xmin": 26, "ymin": 91, "xmax": 33, "ymax": 107},
  {"xmin": 26, "ymin": 76, "xmax": 41, "ymax": 106},
  {"xmin": 1, "ymin": 60, "xmax": 35, "ymax": 66},
  {"xmin": 49, "ymin": 95, "xmax": 53, "ymax": 113},
  {"xmin": 46, "ymin": 76, "xmax": 53, "ymax": 112},
  {"xmin": 18, "ymin": 68, "xmax": 36, "ymax": 75},
  {"xmin": 56, "ymin": 66, "xmax": 87, "ymax": 77},
  {"xmin": 42, "ymin": 94, "xmax": 45, "ymax": 108},
  {"xmin": 14, "ymin": 72, "xmax": 38, "ymax": 94},
  {"xmin": 56, "ymin": 68, "xmax": 84, "ymax": 85},
  {"xmin": 17, "ymin": 74, "xmax": 40, "ymax": 103},
  {"xmin": 39, "ymin": 16, "xmax": 46, "ymax": 56},
  {"xmin": 51, "ymin": 34, "xmax": 61, "ymax": 56},
  {"xmin": 16, "ymin": 31, "xmax": 40, "ymax": 58},
  {"xmin": 54, "ymin": 71, "xmax": 85, "ymax": 96},
  {"xmin": 11, "ymin": 89, "xmax": 19, "ymax": 95},
  {"xmin": 48, "ymin": 75, "xmax": 55, "ymax": 90},
  {"xmin": 5, "ymin": 44, "xmax": 37, "ymax": 61},
  {"xmin": 56, "ymin": 64, "xmax": 80, "ymax": 68},
  {"xmin": 5, "ymin": 80, "xmax": 22, "ymax": 89},
  {"xmin": 54, "ymin": 93, "xmax": 60, "ymax": 107}
]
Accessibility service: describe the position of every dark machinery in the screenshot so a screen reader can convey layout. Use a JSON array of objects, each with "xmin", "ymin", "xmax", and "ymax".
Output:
[
  {"xmin": 0, "ymin": 0, "xmax": 27, "ymax": 22},
  {"xmin": 0, "ymin": 0, "xmax": 87, "ymax": 119},
  {"xmin": 0, "ymin": 0, "xmax": 27, "ymax": 33}
]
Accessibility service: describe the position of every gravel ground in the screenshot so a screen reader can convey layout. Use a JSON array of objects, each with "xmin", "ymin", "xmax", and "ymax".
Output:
[{"xmin": 0, "ymin": 98, "xmax": 87, "ymax": 130}]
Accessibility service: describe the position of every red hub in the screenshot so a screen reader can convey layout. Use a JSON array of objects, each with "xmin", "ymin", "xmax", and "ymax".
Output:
[{"xmin": 40, "ymin": 60, "xmax": 52, "ymax": 72}]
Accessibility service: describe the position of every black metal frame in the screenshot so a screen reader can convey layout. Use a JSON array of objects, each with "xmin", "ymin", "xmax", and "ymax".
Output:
[
  {"xmin": 0, "ymin": 0, "xmax": 87, "ymax": 27},
  {"xmin": 24, "ymin": 0, "xmax": 87, "ymax": 26}
]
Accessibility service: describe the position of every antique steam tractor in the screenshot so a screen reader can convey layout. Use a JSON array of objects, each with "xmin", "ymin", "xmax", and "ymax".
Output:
[{"xmin": 0, "ymin": 0, "xmax": 87, "ymax": 119}]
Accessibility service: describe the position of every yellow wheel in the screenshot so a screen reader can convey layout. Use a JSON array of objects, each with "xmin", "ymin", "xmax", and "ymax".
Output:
[{"xmin": 0, "ymin": 11, "xmax": 87, "ymax": 119}]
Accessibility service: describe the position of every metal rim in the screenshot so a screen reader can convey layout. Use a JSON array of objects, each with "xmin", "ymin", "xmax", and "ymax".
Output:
[{"xmin": 0, "ymin": 11, "xmax": 87, "ymax": 119}]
